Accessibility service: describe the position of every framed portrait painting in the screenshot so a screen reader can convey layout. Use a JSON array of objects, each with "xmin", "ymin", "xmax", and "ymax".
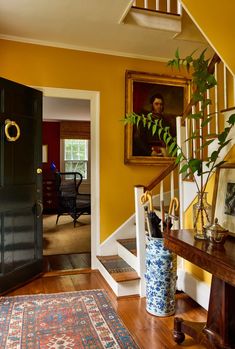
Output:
[
  {"xmin": 124, "ymin": 70, "xmax": 191, "ymax": 165},
  {"xmin": 212, "ymin": 163, "xmax": 235, "ymax": 236}
]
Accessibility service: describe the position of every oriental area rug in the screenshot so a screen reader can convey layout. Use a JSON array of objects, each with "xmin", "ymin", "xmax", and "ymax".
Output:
[{"xmin": 0, "ymin": 289, "xmax": 139, "ymax": 349}]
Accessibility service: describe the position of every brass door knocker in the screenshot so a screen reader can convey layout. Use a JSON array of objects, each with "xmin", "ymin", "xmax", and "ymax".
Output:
[
  {"xmin": 5, "ymin": 119, "xmax": 21, "ymax": 142},
  {"xmin": 36, "ymin": 200, "xmax": 43, "ymax": 218}
]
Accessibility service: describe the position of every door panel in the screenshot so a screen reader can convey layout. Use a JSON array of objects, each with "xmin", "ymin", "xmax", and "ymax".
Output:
[
  {"xmin": 5, "ymin": 117, "xmax": 36, "ymax": 185},
  {"xmin": 0, "ymin": 77, "xmax": 43, "ymax": 294}
]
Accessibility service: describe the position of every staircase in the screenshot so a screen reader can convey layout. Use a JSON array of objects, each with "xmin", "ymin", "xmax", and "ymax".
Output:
[
  {"xmin": 96, "ymin": 50, "xmax": 235, "ymax": 299},
  {"xmin": 97, "ymin": 169, "xmax": 177, "ymax": 297}
]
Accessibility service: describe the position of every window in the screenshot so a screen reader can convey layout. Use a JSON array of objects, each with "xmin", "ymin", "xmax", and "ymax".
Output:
[{"xmin": 63, "ymin": 139, "xmax": 89, "ymax": 180}]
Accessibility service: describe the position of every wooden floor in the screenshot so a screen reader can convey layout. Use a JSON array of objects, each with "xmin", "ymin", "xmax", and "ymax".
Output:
[
  {"xmin": 7, "ymin": 270, "xmax": 207, "ymax": 349},
  {"xmin": 43, "ymin": 253, "xmax": 91, "ymax": 272}
]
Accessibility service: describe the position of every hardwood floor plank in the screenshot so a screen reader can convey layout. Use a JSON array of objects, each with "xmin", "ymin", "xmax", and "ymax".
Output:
[
  {"xmin": 69, "ymin": 253, "xmax": 91, "ymax": 269},
  {"xmin": 41, "ymin": 275, "xmax": 76, "ymax": 293},
  {"xmin": 43, "ymin": 253, "xmax": 91, "ymax": 272}
]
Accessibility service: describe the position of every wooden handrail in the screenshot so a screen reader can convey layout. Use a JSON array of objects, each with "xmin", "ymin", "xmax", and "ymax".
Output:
[
  {"xmin": 182, "ymin": 53, "xmax": 221, "ymax": 122},
  {"xmin": 143, "ymin": 162, "xmax": 177, "ymax": 192}
]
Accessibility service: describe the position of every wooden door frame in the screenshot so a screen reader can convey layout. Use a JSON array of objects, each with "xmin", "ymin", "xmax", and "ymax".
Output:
[{"xmin": 37, "ymin": 86, "xmax": 100, "ymax": 269}]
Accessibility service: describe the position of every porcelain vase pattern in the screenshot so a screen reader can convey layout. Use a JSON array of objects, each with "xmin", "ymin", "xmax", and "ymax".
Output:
[{"xmin": 145, "ymin": 237, "xmax": 177, "ymax": 316}]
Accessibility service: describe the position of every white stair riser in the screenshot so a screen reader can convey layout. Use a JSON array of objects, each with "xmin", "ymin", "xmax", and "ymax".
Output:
[
  {"xmin": 117, "ymin": 279, "xmax": 140, "ymax": 297},
  {"xmin": 96, "ymin": 258, "xmax": 140, "ymax": 297}
]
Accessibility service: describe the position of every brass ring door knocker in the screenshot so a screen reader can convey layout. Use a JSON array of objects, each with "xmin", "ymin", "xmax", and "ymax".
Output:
[
  {"xmin": 5, "ymin": 119, "xmax": 21, "ymax": 142},
  {"xmin": 36, "ymin": 200, "xmax": 43, "ymax": 218}
]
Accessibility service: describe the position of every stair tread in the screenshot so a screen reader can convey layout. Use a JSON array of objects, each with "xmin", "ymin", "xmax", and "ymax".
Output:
[
  {"xmin": 97, "ymin": 255, "xmax": 140, "ymax": 282},
  {"xmin": 117, "ymin": 238, "xmax": 137, "ymax": 256}
]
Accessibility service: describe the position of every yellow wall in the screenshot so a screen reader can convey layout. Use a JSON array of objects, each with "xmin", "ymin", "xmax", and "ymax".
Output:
[
  {"xmin": 182, "ymin": 0, "xmax": 235, "ymax": 76},
  {"xmin": 0, "ymin": 39, "xmax": 189, "ymax": 241}
]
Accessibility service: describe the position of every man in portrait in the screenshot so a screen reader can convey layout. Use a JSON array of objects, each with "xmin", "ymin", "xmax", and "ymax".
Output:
[{"xmin": 132, "ymin": 93, "xmax": 176, "ymax": 157}]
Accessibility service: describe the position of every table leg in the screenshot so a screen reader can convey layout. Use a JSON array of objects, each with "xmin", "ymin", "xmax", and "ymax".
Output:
[{"xmin": 172, "ymin": 276, "xmax": 235, "ymax": 348}]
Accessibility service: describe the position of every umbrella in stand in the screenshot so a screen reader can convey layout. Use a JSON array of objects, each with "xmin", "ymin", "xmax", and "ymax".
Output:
[
  {"xmin": 163, "ymin": 197, "xmax": 179, "ymax": 231},
  {"xmin": 141, "ymin": 191, "xmax": 162, "ymax": 238}
]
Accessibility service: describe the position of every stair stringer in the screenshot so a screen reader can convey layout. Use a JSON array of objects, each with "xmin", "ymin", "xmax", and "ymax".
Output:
[
  {"xmin": 117, "ymin": 242, "xmax": 138, "ymax": 270},
  {"xmin": 99, "ymin": 213, "xmax": 136, "ymax": 256}
]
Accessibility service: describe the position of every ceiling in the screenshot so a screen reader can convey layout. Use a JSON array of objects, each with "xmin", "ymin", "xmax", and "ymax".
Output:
[
  {"xmin": 0, "ymin": 0, "xmax": 212, "ymax": 120},
  {"xmin": 43, "ymin": 97, "xmax": 90, "ymax": 121}
]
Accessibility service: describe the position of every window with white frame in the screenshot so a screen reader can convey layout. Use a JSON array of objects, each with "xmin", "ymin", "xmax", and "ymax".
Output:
[{"xmin": 63, "ymin": 139, "xmax": 89, "ymax": 180}]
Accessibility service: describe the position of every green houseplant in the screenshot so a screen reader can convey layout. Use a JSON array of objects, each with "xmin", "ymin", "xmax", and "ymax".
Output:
[{"xmin": 124, "ymin": 49, "xmax": 235, "ymax": 239}]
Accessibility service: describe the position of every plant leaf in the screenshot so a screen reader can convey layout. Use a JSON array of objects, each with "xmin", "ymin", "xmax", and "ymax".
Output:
[
  {"xmin": 179, "ymin": 164, "xmax": 189, "ymax": 174},
  {"xmin": 228, "ymin": 113, "xmax": 235, "ymax": 125}
]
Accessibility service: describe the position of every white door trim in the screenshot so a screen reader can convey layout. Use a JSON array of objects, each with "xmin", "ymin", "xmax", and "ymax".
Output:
[{"xmin": 39, "ymin": 87, "xmax": 100, "ymax": 268}]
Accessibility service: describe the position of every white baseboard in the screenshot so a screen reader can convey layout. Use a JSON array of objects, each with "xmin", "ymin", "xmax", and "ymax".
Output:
[{"xmin": 177, "ymin": 268, "xmax": 210, "ymax": 310}]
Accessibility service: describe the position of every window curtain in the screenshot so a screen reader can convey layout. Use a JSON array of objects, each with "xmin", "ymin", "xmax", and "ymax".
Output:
[{"xmin": 60, "ymin": 121, "xmax": 90, "ymax": 139}]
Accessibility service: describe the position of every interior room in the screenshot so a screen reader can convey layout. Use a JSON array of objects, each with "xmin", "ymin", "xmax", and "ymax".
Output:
[
  {"xmin": 42, "ymin": 96, "xmax": 91, "ymax": 272},
  {"xmin": 0, "ymin": 1, "xmax": 235, "ymax": 348}
]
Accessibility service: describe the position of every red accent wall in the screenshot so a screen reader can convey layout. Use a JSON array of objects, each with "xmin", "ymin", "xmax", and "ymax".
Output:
[{"xmin": 42, "ymin": 122, "xmax": 60, "ymax": 173}]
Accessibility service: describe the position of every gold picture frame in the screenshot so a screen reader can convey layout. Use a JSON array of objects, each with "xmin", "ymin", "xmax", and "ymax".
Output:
[
  {"xmin": 124, "ymin": 70, "xmax": 191, "ymax": 165},
  {"xmin": 212, "ymin": 163, "xmax": 235, "ymax": 236}
]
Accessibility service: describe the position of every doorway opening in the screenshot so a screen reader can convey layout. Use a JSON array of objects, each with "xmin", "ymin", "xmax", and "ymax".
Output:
[{"xmin": 39, "ymin": 87, "xmax": 100, "ymax": 273}]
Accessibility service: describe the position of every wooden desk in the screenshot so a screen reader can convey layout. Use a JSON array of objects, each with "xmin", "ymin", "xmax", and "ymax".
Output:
[{"xmin": 164, "ymin": 229, "xmax": 235, "ymax": 349}]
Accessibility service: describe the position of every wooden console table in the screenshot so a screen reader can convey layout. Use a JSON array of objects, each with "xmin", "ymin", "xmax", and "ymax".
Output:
[{"xmin": 164, "ymin": 229, "xmax": 235, "ymax": 349}]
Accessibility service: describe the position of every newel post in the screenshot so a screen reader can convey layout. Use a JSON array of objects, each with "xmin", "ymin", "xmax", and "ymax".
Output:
[
  {"xmin": 134, "ymin": 185, "xmax": 146, "ymax": 297},
  {"xmin": 176, "ymin": 116, "xmax": 184, "ymax": 229}
]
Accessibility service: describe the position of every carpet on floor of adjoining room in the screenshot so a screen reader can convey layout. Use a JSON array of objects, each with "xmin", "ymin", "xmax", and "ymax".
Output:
[
  {"xmin": 43, "ymin": 214, "xmax": 91, "ymax": 255},
  {"xmin": 0, "ymin": 289, "xmax": 139, "ymax": 349}
]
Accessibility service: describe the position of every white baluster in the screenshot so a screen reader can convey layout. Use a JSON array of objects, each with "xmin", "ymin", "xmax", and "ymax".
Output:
[
  {"xmin": 177, "ymin": 0, "xmax": 182, "ymax": 15},
  {"xmin": 155, "ymin": 0, "xmax": 160, "ymax": 11},
  {"xmin": 214, "ymin": 64, "xmax": 219, "ymax": 134},
  {"xmin": 176, "ymin": 116, "xmax": 184, "ymax": 229},
  {"xmin": 192, "ymin": 105, "xmax": 197, "ymax": 158},
  {"xmin": 144, "ymin": 0, "xmax": 148, "ymax": 9},
  {"xmin": 167, "ymin": 0, "xmax": 171, "ymax": 13},
  {"xmin": 206, "ymin": 89, "xmax": 211, "ymax": 134},
  {"xmin": 160, "ymin": 180, "xmax": 164, "ymax": 231},
  {"xmin": 170, "ymin": 170, "xmax": 174, "ymax": 200},
  {"xmin": 134, "ymin": 186, "xmax": 146, "ymax": 297},
  {"xmin": 223, "ymin": 64, "xmax": 228, "ymax": 110},
  {"xmin": 199, "ymin": 101, "xmax": 203, "ymax": 159},
  {"xmin": 185, "ymin": 117, "xmax": 190, "ymax": 164}
]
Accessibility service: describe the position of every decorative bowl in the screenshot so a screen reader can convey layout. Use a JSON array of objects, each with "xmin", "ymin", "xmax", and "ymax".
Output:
[{"xmin": 206, "ymin": 218, "xmax": 228, "ymax": 246}]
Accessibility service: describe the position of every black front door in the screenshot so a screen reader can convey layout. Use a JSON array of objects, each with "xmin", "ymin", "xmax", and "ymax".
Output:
[{"xmin": 0, "ymin": 77, "xmax": 43, "ymax": 294}]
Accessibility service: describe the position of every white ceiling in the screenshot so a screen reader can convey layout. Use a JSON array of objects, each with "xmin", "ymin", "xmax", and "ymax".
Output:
[
  {"xmin": 43, "ymin": 97, "xmax": 90, "ymax": 121},
  {"xmin": 0, "ymin": 0, "xmax": 211, "ymax": 120}
]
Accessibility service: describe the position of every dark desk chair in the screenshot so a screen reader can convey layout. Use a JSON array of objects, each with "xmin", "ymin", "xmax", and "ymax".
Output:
[{"xmin": 55, "ymin": 172, "xmax": 91, "ymax": 227}]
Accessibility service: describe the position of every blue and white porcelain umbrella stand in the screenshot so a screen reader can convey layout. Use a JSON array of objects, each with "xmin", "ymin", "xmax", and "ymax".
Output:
[{"xmin": 145, "ymin": 236, "xmax": 177, "ymax": 316}]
